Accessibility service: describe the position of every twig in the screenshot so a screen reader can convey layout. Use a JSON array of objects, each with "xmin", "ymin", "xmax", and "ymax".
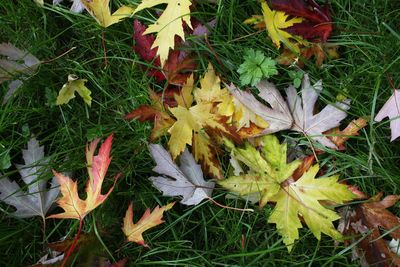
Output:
[{"xmin": 42, "ymin": 47, "xmax": 76, "ymax": 64}]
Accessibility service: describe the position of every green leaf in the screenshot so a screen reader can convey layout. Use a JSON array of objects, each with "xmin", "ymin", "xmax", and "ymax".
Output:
[{"xmin": 237, "ymin": 49, "xmax": 278, "ymax": 86}]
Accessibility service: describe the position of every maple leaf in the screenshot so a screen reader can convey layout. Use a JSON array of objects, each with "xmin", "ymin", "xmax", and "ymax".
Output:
[
  {"xmin": 375, "ymin": 89, "xmax": 400, "ymax": 141},
  {"xmin": 0, "ymin": 43, "xmax": 41, "ymax": 104},
  {"xmin": 341, "ymin": 193, "xmax": 400, "ymax": 266},
  {"xmin": 286, "ymin": 74, "xmax": 351, "ymax": 148},
  {"xmin": 133, "ymin": 0, "xmax": 193, "ymax": 66},
  {"xmin": 270, "ymin": 0, "xmax": 333, "ymax": 42},
  {"xmin": 56, "ymin": 74, "xmax": 92, "ymax": 106},
  {"xmin": 227, "ymin": 81, "xmax": 293, "ymax": 135},
  {"xmin": 47, "ymin": 135, "xmax": 118, "ymax": 220},
  {"xmin": 53, "ymin": 0, "xmax": 85, "ymax": 13},
  {"xmin": 220, "ymin": 135, "xmax": 301, "ymax": 207},
  {"xmin": 269, "ymin": 164, "xmax": 354, "ymax": 251},
  {"xmin": 220, "ymin": 135, "xmax": 354, "ymax": 250},
  {"xmin": 149, "ymin": 144, "xmax": 214, "ymax": 205},
  {"xmin": 124, "ymin": 89, "xmax": 176, "ymax": 141},
  {"xmin": 259, "ymin": 1, "xmax": 304, "ymax": 50},
  {"xmin": 122, "ymin": 202, "xmax": 174, "ymax": 247},
  {"xmin": 276, "ymin": 43, "xmax": 340, "ymax": 67},
  {"xmin": 326, "ymin": 117, "xmax": 368, "ymax": 150},
  {"xmin": 133, "ymin": 20, "xmax": 197, "ymax": 85},
  {"xmin": 81, "ymin": 0, "xmax": 134, "ymax": 28},
  {"xmin": 0, "ymin": 138, "xmax": 59, "ymax": 220},
  {"xmin": 167, "ymin": 102, "xmax": 232, "ymax": 159}
]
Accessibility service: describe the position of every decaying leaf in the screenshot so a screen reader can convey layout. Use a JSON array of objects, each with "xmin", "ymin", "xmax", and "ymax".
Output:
[
  {"xmin": 220, "ymin": 135, "xmax": 354, "ymax": 250},
  {"xmin": 341, "ymin": 193, "xmax": 400, "ymax": 266},
  {"xmin": 326, "ymin": 117, "xmax": 368, "ymax": 150},
  {"xmin": 81, "ymin": 0, "xmax": 135, "ymax": 28},
  {"xmin": 124, "ymin": 88, "xmax": 176, "ymax": 141},
  {"xmin": 375, "ymin": 89, "xmax": 400, "ymax": 141},
  {"xmin": 0, "ymin": 43, "xmax": 41, "ymax": 104},
  {"xmin": 0, "ymin": 138, "xmax": 59, "ymax": 219},
  {"xmin": 276, "ymin": 42, "xmax": 340, "ymax": 67},
  {"xmin": 47, "ymin": 135, "xmax": 118, "ymax": 220},
  {"xmin": 149, "ymin": 144, "xmax": 214, "ymax": 205},
  {"xmin": 122, "ymin": 201, "xmax": 174, "ymax": 247},
  {"xmin": 133, "ymin": 0, "xmax": 193, "ymax": 66},
  {"xmin": 56, "ymin": 74, "xmax": 92, "ymax": 106},
  {"xmin": 286, "ymin": 74, "xmax": 351, "ymax": 148}
]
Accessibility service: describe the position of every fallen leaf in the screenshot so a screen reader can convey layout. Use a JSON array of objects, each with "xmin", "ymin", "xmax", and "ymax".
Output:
[
  {"xmin": 47, "ymin": 135, "xmax": 118, "ymax": 220},
  {"xmin": 342, "ymin": 193, "xmax": 400, "ymax": 266},
  {"xmin": 56, "ymin": 74, "xmax": 92, "ymax": 106},
  {"xmin": 122, "ymin": 202, "xmax": 174, "ymax": 247},
  {"xmin": 133, "ymin": 0, "xmax": 193, "ymax": 66},
  {"xmin": 375, "ymin": 89, "xmax": 400, "ymax": 141},
  {"xmin": 81, "ymin": 0, "xmax": 135, "ymax": 28},
  {"xmin": 133, "ymin": 19, "xmax": 197, "ymax": 85},
  {"xmin": 326, "ymin": 117, "xmax": 368, "ymax": 150},
  {"xmin": 0, "ymin": 43, "xmax": 41, "ymax": 104},
  {"xmin": 227, "ymin": 81, "xmax": 293, "ymax": 135},
  {"xmin": 0, "ymin": 138, "xmax": 59, "ymax": 219},
  {"xmin": 270, "ymin": 0, "xmax": 333, "ymax": 42},
  {"xmin": 260, "ymin": 1, "xmax": 304, "ymax": 49},
  {"xmin": 286, "ymin": 74, "xmax": 351, "ymax": 148},
  {"xmin": 124, "ymin": 89, "xmax": 176, "ymax": 141},
  {"xmin": 276, "ymin": 42, "xmax": 340, "ymax": 67},
  {"xmin": 220, "ymin": 135, "xmax": 354, "ymax": 251},
  {"xmin": 53, "ymin": 0, "xmax": 85, "ymax": 13},
  {"xmin": 149, "ymin": 144, "xmax": 214, "ymax": 205}
]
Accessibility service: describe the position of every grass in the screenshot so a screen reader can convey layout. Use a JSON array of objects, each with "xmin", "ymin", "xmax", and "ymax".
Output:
[{"xmin": 0, "ymin": 0, "xmax": 400, "ymax": 266}]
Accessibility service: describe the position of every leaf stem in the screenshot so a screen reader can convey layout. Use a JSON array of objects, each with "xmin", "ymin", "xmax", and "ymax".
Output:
[
  {"xmin": 207, "ymin": 197, "xmax": 254, "ymax": 212},
  {"xmin": 61, "ymin": 219, "xmax": 83, "ymax": 267}
]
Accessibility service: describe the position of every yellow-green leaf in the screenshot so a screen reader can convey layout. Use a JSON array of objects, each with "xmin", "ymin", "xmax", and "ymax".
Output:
[{"xmin": 56, "ymin": 75, "xmax": 92, "ymax": 106}]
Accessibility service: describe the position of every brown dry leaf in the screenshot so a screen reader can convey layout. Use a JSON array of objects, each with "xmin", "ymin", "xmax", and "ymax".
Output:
[
  {"xmin": 326, "ymin": 117, "xmax": 368, "ymax": 150},
  {"xmin": 342, "ymin": 193, "xmax": 400, "ymax": 266}
]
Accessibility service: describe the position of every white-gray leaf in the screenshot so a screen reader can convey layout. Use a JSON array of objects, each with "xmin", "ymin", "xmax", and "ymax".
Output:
[
  {"xmin": 286, "ymin": 74, "xmax": 351, "ymax": 148},
  {"xmin": 53, "ymin": 0, "xmax": 85, "ymax": 13},
  {"xmin": 0, "ymin": 43, "xmax": 41, "ymax": 104},
  {"xmin": 149, "ymin": 144, "xmax": 214, "ymax": 206},
  {"xmin": 0, "ymin": 138, "xmax": 59, "ymax": 219},
  {"xmin": 227, "ymin": 82, "xmax": 293, "ymax": 135}
]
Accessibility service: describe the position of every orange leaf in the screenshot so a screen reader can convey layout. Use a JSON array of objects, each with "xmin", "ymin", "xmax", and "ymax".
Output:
[
  {"xmin": 122, "ymin": 202, "xmax": 175, "ymax": 247},
  {"xmin": 47, "ymin": 135, "xmax": 118, "ymax": 220},
  {"xmin": 327, "ymin": 117, "xmax": 368, "ymax": 150},
  {"xmin": 292, "ymin": 155, "xmax": 315, "ymax": 181}
]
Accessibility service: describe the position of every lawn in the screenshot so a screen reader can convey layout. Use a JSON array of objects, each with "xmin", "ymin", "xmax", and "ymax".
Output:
[{"xmin": 1, "ymin": 0, "xmax": 400, "ymax": 266}]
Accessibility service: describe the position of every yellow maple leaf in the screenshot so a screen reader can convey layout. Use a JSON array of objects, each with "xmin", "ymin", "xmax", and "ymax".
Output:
[
  {"xmin": 174, "ymin": 74, "xmax": 194, "ymax": 108},
  {"xmin": 261, "ymin": 1, "xmax": 303, "ymax": 50},
  {"xmin": 168, "ymin": 103, "xmax": 230, "ymax": 159},
  {"xmin": 269, "ymin": 164, "xmax": 354, "ymax": 251},
  {"xmin": 122, "ymin": 202, "xmax": 174, "ymax": 247},
  {"xmin": 82, "ymin": 0, "xmax": 135, "ymax": 28},
  {"xmin": 133, "ymin": 0, "xmax": 192, "ymax": 66},
  {"xmin": 47, "ymin": 135, "xmax": 118, "ymax": 220},
  {"xmin": 220, "ymin": 135, "xmax": 355, "ymax": 250}
]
